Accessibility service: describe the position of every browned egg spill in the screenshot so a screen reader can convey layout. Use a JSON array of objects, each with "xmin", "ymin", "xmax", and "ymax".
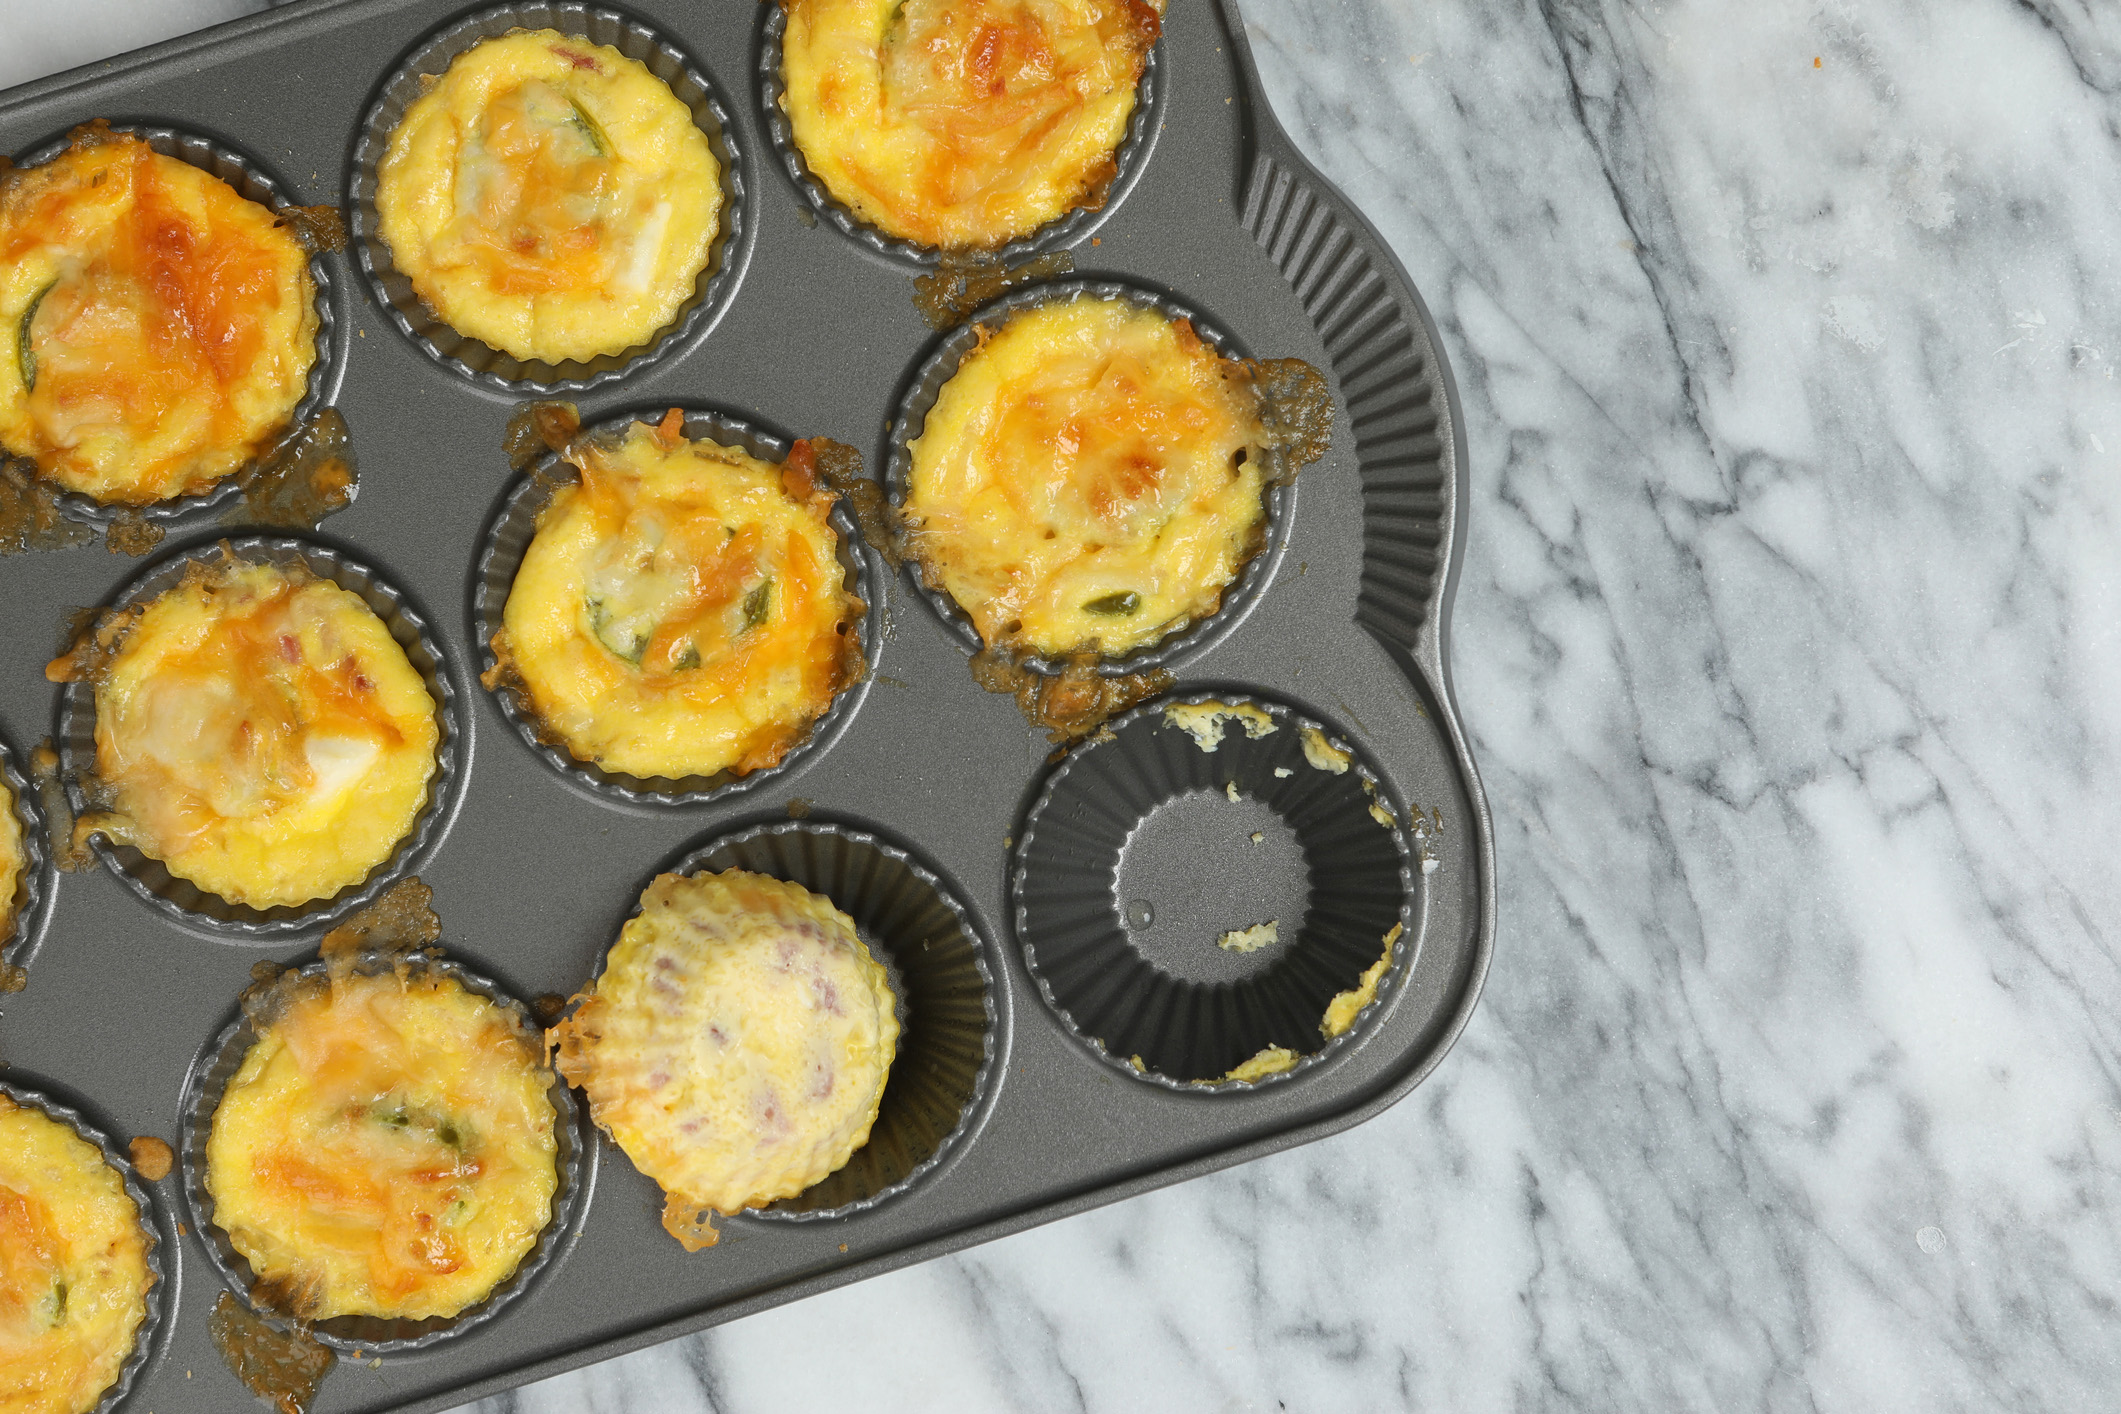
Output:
[
  {"xmin": 104, "ymin": 510, "xmax": 164, "ymax": 556},
  {"xmin": 970, "ymin": 648, "xmax": 1174, "ymax": 746},
  {"xmin": 209, "ymin": 1291, "xmax": 336, "ymax": 1414},
  {"xmin": 911, "ymin": 250, "xmax": 1075, "ymax": 331},
  {"xmin": 0, "ymin": 462, "xmax": 92, "ymax": 554},
  {"xmin": 128, "ymin": 1135, "xmax": 174, "ymax": 1182},
  {"xmin": 235, "ymin": 407, "xmax": 357, "ymax": 530}
]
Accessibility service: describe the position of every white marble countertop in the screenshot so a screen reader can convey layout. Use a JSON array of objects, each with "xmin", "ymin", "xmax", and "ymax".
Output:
[{"xmin": 11, "ymin": 1, "xmax": 2120, "ymax": 1410}]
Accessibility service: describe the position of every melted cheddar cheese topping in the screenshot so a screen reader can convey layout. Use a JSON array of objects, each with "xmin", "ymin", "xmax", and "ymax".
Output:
[
  {"xmin": 0, "ymin": 1095, "xmax": 153, "ymax": 1414},
  {"xmin": 551, "ymin": 871, "xmax": 899, "ymax": 1250},
  {"xmin": 781, "ymin": 0, "xmax": 1160, "ymax": 249},
  {"xmin": 76, "ymin": 558, "xmax": 439, "ymax": 908},
  {"xmin": 0, "ymin": 777, "xmax": 21, "ymax": 942},
  {"xmin": 377, "ymin": 30, "xmax": 721, "ymax": 363},
  {"xmin": 0, "ymin": 130, "xmax": 318, "ymax": 506},
  {"xmin": 904, "ymin": 296, "xmax": 1267, "ymax": 657},
  {"xmin": 206, "ymin": 969, "xmax": 559, "ymax": 1321},
  {"xmin": 498, "ymin": 419, "xmax": 863, "ymax": 782}
]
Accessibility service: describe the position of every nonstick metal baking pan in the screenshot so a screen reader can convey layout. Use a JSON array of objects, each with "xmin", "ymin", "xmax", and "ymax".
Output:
[{"xmin": 0, "ymin": 1, "xmax": 1494, "ymax": 1409}]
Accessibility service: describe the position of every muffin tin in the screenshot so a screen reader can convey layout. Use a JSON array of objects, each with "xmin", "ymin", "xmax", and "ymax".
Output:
[{"xmin": 0, "ymin": 2, "xmax": 1493, "ymax": 1411}]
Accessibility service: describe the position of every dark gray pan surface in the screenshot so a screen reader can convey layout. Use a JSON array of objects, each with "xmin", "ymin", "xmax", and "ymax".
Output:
[{"xmin": 0, "ymin": 2, "xmax": 1493, "ymax": 1409}]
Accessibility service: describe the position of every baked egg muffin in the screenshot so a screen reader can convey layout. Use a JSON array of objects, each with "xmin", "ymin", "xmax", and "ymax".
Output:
[
  {"xmin": 0, "ymin": 127, "xmax": 319, "ymax": 506},
  {"xmin": 551, "ymin": 870, "xmax": 900, "ymax": 1251},
  {"xmin": 53, "ymin": 555, "xmax": 440, "ymax": 909},
  {"xmin": 780, "ymin": 0, "xmax": 1161, "ymax": 250},
  {"xmin": 0, "ymin": 1093, "xmax": 155, "ymax": 1414},
  {"xmin": 376, "ymin": 29, "xmax": 721, "ymax": 364},
  {"xmin": 205, "ymin": 965, "xmax": 560, "ymax": 1322},
  {"xmin": 493, "ymin": 415, "xmax": 864, "ymax": 783},
  {"xmin": 903, "ymin": 295, "xmax": 1272, "ymax": 658}
]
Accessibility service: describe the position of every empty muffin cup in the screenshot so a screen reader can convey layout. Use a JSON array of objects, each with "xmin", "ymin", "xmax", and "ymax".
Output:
[
  {"xmin": 473, "ymin": 407, "xmax": 879, "ymax": 807},
  {"xmin": 756, "ymin": 1, "xmax": 1165, "ymax": 268},
  {"xmin": 347, "ymin": 2, "xmax": 748, "ymax": 393},
  {"xmin": 1012, "ymin": 692, "xmax": 1415, "ymax": 1088},
  {"xmin": 637, "ymin": 820, "xmax": 998, "ymax": 1218},
  {"xmin": 54, "ymin": 536, "xmax": 462, "ymax": 941},
  {"xmin": 178, "ymin": 951, "xmax": 588, "ymax": 1353},
  {"xmin": 6, "ymin": 122, "xmax": 343, "ymax": 530},
  {"xmin": 0, "ymin": 1078, "xmax": 169, "ymax": 1414}
]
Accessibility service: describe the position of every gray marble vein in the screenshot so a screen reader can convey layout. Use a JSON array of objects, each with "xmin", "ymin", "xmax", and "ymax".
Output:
[{"xmin": 9, "ymin": 0, "xmax": 2120, "ymax": 1410}]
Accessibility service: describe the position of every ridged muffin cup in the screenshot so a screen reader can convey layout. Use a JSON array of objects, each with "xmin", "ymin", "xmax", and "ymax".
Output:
[
  {"xmin": 55, "ymin": 536, "xmax": 464, "ymax": 942},
  {"xmin": 177, "ymin": 950, "xmax": 590, "ymax": 1353},
  {"xmin": 6, "ymin": 122, "xmax": 344, "ymax": 530},
  {"xmin": 755, "ymin": 2, "xmax": 1165, "ymax": 269},
  {"xmin": 347, "ymin": 2, "xmax": 749, "ymax": 394},
  {"xmin": 1012, "ymin": 691, "xmax": 1416, "ymax": 1089},
  {"xmin": 598, "ymin": 819, "xmax": 999, "ymax": 1220},
  {"xmin": 0, "ymin": 729, "xmax": 52, "ymax": 975},
  {"xmin": 472, "ymin": 406, "xmax": 881, "ymax": 807},
  {"xmin": 0, "ymin": 1078, "xmax": 170, "ymax": 1414},
  {"xmin": 885, "ymin": 277, "xmax": 1294, "ymax": 677}
]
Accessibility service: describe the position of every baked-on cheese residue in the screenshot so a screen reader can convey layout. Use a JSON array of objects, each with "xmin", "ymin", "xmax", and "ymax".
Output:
[
  {"xmin": 1300, "ymin": 725, "xmax": 1352, "ymax": 775},
  {"xmin": 495, "ymin": 416, "xmax": 865, "ymax": 782},
  {"xmin": 781, "ymin": 0, "xmax": 1163, "ymax": 250},
  {"xmin": 0, "ymin": 1093, "xmax": 154, "ymax": 1414},
  {"xmin": 1322, "ymin": 921, "xmax": 1402, "ymax": 1040},
  {"xmin": 377, "ymin": 30, "xmax": 721, "ymax": 363},
  {"xmin": 905, "ymin": 296, "xmax": 1270, "ymax": 658},
  {"xmin": 0, "ymin": 776, "xmax": 21, "ymax": 942},
  {"xmin": 205, "ymin": 967, "xmax": 560, "ymax": 1322},
  {"xmin": 1216, "ymin": 920, "xmax": 1278, "ymax": 954},
  {"xmin": 551, "ymin": 870, "xmax": 900, "ymax": 1252},
  {"xmin": 0, "ymin": 127, "xmax": 318, "ymax": 506},
  {"xmin": 54, "ymin": 555, "xmax": 439, "ymax": 908},
  {"xmin": 1216, "ymin": 1044, "xmax": 1299, "ymax": 1085},
  {"xmin": 1162, "ymin": 699, "xmax": 1276, "ymax": 753}
]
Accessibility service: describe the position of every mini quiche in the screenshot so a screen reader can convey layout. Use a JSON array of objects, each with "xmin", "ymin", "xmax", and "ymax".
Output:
[
  {"xmin": 493, "ymin": 416, "xmax": 864, "ymax": 783},
  {"xmin": 780, "ymin": 0, "xmax": 1161, "ymax": 250},
  {"xmin": 206, "ymin": 966, "xmax": 560, "ymax": 1322},
  {"xmin": 0, "ymin": 1093, "xmax": 155, "ymax": 1414},
  {"xmin": 0, "ymin": 127, "xmax": 319, "ymax": 506},
  {"xmin": 551, "ymin": 870, "xmax": 899, "ymax": 1251},
  {"xmin": 376, "ymin": 29, "xmax": 721, "ymax": 364},
  {"xmin": 904, "ymin": 295, "xmax": 1271, "ymax": 659},
  {"xmin": 56, "ymin": 555, "xmax": 440, "ymax": 909}
]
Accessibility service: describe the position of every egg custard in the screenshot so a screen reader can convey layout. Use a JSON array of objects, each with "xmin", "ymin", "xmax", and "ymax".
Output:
[
  {"xmin": 0, "ymin": 1093, "xmax": 155, "ymax": 1414},
  {"xmin": 0, "ymin": 127, "xmax": 319, "ymax": 506},
  {"xmin": 53, "ymin": 555, "xmax": 440, "ymax": 909},
  {"xmin": 780, "ymin": 0, "xmax": 1161, "ymax": 250},
  {"xmin": 205, "ymin": 965, "xmax": 560, "ymax": 1322},
  {"xmin": 493, "ymin": 415, "xmax": 865, "ymax": 782},
  {"xmin": 551, "ymin": 870, "xmax": 900, "ymax": 1251},
  {"xmin": 376, "ymin": 30, "xmax": 721, "ymax": 364},
  {"xmin": 904, "ymin": 295, "xmax": 1274, "ymax": 659}
]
